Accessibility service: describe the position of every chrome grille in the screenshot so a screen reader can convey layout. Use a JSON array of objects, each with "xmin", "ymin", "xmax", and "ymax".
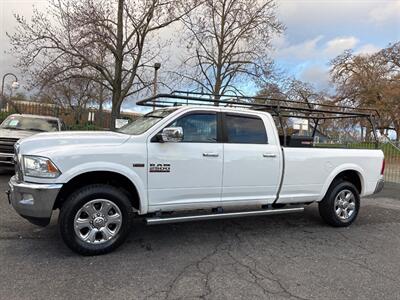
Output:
[{"xmin": 0, "ymin": 138, "xmax": 19, "ymax": 154}]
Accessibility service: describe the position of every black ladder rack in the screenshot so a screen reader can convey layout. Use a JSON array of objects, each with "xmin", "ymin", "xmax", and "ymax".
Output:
[{"xmin": 136, "ymin": 90, "xmax": 380, "ymax": 146}]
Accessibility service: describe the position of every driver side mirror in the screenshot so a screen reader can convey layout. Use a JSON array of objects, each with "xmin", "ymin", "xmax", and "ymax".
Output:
[{"xmin": 161, "ymin": 127, "xmax": 184, "ymax": 142}]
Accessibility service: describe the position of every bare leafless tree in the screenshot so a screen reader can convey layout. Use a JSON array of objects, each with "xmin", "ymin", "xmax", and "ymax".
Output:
[
  {"xmin": 381, "ymin": 42, "xmax": 400, "ymax": 70},
  {"xmin": 8, "ymin": 0, "xmax": 199, "ymax": 129},
  {"xmin": 179, "ymin": 0, "xmax": 283, "ymax": 102},
  {"xmin": 258, "ymin": 78, "xmax": 335, "ymax": 137},
  {"xmin": 41, "ymin": 78, "xmax": 94, "ymax": 124},
  {"xmin": 330, "ymin": 46, "xmax": 400, "ymax": 140}
]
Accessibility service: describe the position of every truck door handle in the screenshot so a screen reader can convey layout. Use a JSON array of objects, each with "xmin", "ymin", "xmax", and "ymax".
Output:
[
  {"xmin": 203, "ymin": 153, "xmax": 219, "ymax": 157},
  {"xmin": 263, "ymin": 153, "xmax": 277, "ymax": 158}
]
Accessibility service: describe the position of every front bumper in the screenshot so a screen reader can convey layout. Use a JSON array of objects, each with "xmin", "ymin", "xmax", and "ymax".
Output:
[{"xmin": 7, "ymin": 175, "xmax": 63, "ymax": 226}]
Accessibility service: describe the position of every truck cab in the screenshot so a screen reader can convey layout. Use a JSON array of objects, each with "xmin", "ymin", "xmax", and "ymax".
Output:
[{"xmin": 123, "ymin": 106, "xmax": 282, "ymax": 211}]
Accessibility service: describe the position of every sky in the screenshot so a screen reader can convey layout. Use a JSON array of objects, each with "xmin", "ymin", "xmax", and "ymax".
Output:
[
  {"xmin": 271, "ymin": 0, "xmax": 400, "ymax": 90},
  {"xmin": 0, "ymin": 0, "xmax": 399, "ymax": 108}
]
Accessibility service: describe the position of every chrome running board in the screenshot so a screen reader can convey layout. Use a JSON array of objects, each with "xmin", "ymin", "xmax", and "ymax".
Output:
[{"xmin": 146, "ymin": 207, "xmax": 304, "ymax": 225}]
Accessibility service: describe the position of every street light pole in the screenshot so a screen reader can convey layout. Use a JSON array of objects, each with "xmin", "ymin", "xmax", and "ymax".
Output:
[
  {"xmin": 1, "ymin": 73, "xmax": 19, "ymax": 110},
  {"xmin": 153, "ymin": 63, "xmax": 161, "ymax": 111}
]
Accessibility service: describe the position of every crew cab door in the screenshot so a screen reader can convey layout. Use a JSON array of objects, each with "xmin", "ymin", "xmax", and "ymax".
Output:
[
  {"xmin": 221, "ymin": 113, "xmax": 281, "ymax": 204},
  {"xmin": 147, "ymin": 111, "xmax": 223, "ymax": 208}
]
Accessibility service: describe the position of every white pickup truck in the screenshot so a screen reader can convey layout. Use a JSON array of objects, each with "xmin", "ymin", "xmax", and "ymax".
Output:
[{"xmin": 8, "ymin": 104, "xmax": 385, "ymax": 255}]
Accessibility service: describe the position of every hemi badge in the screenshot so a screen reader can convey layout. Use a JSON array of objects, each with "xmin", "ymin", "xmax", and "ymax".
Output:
[{"xmin": 132, "ymin": 163, "xmax": 145, "ymax": 168}]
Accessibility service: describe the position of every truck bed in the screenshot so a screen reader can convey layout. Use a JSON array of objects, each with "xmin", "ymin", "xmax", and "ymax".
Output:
[{"xmin": 278, "ymin": 147, "xmax": 384, "ymax": 204}]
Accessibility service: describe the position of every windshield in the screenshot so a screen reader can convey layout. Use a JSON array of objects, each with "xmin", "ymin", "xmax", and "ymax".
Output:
[
  {"xmin": 118, "ymin": 108, "xmax": 178, "ymax": 135},
  {"xmin": 0, "ymin": 115, "xmax": 59, "ymax": 132}
]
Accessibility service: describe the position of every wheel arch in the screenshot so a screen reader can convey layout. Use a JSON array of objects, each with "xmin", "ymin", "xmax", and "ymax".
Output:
[
  {"xmin": 319, "ymin": 165, "xmax": 365, "ymax": 201},
  {"xmin": 54, "ymin": 170, "xmax": 145, "ymax": 214}
]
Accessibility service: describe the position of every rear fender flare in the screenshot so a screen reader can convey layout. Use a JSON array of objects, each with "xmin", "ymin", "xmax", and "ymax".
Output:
[{"xmin": 318, "ymin": 164, "xmax": 365, "ymax": 201}]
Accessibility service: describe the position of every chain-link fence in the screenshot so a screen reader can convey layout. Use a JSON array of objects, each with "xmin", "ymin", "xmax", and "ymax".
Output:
[{"xmin": 383, "ymin": 142, "xmax": 400, "ymax": 183}]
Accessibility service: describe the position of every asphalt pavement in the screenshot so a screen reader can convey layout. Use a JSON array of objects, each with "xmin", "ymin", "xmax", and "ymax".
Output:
[{"xmin": 1, "ymin": 172, "xmax": 400, "ymax": 300}]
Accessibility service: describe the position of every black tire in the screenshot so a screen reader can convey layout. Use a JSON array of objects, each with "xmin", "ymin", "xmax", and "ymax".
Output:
[
  {"xmin": 59, "ymin": 184, "xmax": 133, "ymax": 255},
  {"xmin": 318, "ymin": 180, "xmax": 360, "ymax": 227}
]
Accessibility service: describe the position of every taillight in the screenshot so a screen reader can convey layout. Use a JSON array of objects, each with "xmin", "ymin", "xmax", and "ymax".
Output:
[{"xmin": 381, "ymin": 158, "xmax": 385, "ymax": 175}]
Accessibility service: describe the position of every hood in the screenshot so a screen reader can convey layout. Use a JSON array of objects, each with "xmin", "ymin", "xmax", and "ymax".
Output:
[
  {"xmin": 18, "ymin": 131, "xmax": 131, "ymax": 155},
  {"xmin": 0, "ymin": 128, "xmax": 38, "ymax": 140}
]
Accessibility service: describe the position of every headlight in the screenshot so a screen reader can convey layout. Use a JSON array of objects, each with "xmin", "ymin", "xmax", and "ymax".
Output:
[{"xmin": 23, "ymin": 156, "xmax": 61, "ymax": 178}]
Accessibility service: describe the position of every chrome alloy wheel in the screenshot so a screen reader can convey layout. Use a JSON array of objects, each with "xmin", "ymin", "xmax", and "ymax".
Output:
[
  {"xmin": 334, "ymin": 189, "xmax": 356, "ymax": 220},
  {"xmin": 74, "ymin": 199, "xmax": 122, "ymax": 244}
]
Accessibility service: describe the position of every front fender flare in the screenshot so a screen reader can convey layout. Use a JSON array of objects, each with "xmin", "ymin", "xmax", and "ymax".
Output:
[{"xmin": 57, "ymin": 162, "xmax": 148, "ymax": 214}]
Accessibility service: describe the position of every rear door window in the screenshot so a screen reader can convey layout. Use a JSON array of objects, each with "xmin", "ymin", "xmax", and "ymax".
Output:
[{"xmin": 225, "ymin": 114, "xmax": 268, "ymax": 144}]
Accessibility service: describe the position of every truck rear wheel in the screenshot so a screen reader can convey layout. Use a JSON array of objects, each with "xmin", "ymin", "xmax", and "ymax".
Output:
[
  {"xmin": 318, "ymin": 180, "xmax": 360, "ymax": 227},
  {"xmin": 59, "ymin": 184, "xmax": 133, "ymax": 255}
]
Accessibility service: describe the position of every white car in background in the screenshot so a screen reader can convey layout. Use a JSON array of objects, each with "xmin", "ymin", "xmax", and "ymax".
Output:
[{"xmin": 0, "ymin": 114, "xmax": 65, "ymax": 167}]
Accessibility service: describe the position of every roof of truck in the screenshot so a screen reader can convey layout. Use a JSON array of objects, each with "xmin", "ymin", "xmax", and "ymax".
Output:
[{"xmin": 176, "ymin": 104, "xmax": 262, "ymax": 114}]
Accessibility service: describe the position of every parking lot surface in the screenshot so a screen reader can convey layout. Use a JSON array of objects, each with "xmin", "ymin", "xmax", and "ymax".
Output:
[{"xmin": 1, "ymin": 173, "xmax": 400, "ymax": 300}]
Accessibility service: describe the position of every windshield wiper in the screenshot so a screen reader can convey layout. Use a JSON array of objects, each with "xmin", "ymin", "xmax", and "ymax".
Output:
[
  {"xmin": 145, "ymin": 116, "xmax": 164, "ymax": 119},
  {"xmin": 1, "ymin": 126, "xmax": 24, "ymax": 130},
  {"xmin": 25, "ymin": 128, "xmax": 47, "ymax": 132}
]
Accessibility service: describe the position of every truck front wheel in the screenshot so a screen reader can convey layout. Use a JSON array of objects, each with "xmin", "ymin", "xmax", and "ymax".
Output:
[
  {"xmin": 59, "ymin": 184, "xmax": 133, "ymax": 255},
  {"xmin": 318, "ymin": 180, "xmax": 360, "ymax": 227}
]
